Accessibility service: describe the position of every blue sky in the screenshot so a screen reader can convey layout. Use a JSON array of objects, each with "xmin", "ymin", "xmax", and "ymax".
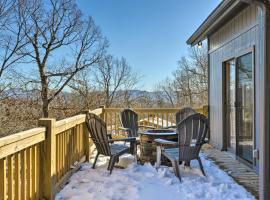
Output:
[{"xmin": 77, "ymin": 0, "xmax": 220, "ymax": 91}]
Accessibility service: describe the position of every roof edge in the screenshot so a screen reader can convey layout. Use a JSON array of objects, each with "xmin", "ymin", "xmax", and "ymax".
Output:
[{"xmin": 186, "ymin": 0, "xmax": 242, "ymax": 46}]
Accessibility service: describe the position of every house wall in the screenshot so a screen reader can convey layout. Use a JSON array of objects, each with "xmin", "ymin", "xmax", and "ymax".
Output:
[{"xmin": 208, "ymin": 4, "xmax": 260, "ymax": 164}]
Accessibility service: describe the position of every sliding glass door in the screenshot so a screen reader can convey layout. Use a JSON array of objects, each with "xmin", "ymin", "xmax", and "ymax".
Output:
[
  {"xmin": 224, "ymin": 52, "xmax": 254, "ymax": 164},
  {"xmin": 236, "ymin": 53, "xmax": 253, "ymax": 164}
]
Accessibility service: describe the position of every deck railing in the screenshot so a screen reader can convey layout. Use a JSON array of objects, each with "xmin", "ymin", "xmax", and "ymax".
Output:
[
  {"xmin": 0, "ymin": 115, "xmax": 91, "ymax": 200},
  {"xmin": 0, "ymin": 105, "xmax": 208, "ymax": 200},
  {"xmin": 101, "ymin": 106, "xmax": 208, "ymax": 136},
  {"xmin": 0, "ymin": 128, "xmax": 45, "ymax": 200}
]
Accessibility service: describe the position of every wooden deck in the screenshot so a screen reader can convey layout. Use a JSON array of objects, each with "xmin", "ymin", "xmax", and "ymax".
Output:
[{"xmin": 202, "ymin": 144, "xmax": 259, "ymax": 199}]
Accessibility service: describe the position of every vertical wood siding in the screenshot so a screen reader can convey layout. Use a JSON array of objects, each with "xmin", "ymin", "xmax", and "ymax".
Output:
[{"xmin": 208, "ymin": 5, "xmax": 259, "ymax": 152}]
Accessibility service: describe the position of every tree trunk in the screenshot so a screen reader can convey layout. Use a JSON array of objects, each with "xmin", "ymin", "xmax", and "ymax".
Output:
[
  {"xmin": 42, "ymin": 98, "xmax": 49, "ymax": 118},
  {"xmin": 105, "ymin": 87, "xmax": 110, "ymax": 107},
  {"xmin": 40, "ymin": 67, "xmax": 50, "ymax": 117}
]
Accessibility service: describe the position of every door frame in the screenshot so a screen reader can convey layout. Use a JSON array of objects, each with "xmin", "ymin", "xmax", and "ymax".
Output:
[{"xmin": 222, "ymin": 46, "xmax": 256, "ymax": 169}]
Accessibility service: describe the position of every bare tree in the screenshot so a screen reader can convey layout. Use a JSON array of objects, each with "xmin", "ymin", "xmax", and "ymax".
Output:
[
  {"xmin": 19, "ymin": 0, "xmax": 107, "ymax": 117},
  {"xmin": 94, "ymin": 55, "xmax": 139, "ymax": 107},
  {"xmin": 0, "ymin": 0, "xmax": 13, "ymax": 27},
  {"xmin": 154, "ymin": 78, "xmax": 176, "ymax": 107},
  {"xmin": 156, "ymin": 46, "xmax": 208, "ymax": 107},
  {"xmin": 174, "ymin": 57, "xmax": 194, "ymax": 105},
  {"xmin": 0, "ymin": 0, "xmax": 29, "ymax": 99},
  {"xmin": 68, "ymin": 70, "xmax": 103, "ymax": 111}
]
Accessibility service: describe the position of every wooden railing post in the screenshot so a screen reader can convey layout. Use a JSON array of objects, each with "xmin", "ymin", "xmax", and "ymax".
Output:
[
  {"xmin": 38, "ymin": 118, "xmax": 57, "ymax": 200},
  {"xmin": 203, "ymin": 105, "xmax": 209, "ymax": 117},
  {"xmin": 82, "ymin": 110, "xmax": 93, "ymax": 162},
  {"xmin": 83, "ymin": 122, "xmax": 90, "ymax": 162},
  {"xmin": 99, "ymin": 105, "xmax": 105, "ymax": 120}
]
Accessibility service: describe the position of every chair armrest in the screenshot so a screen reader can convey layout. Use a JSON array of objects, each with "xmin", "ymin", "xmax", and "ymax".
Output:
[
  {"xmin": 118, "ymin": 127, "xmax": 132, "ymax": 137},
  {"xmin": 163, "ymin": 125, "xmax": 176, "ymax": 129},
  {"xmin": 109, "ymin": 137, "xmax": 136, "ymax": 142},
  {"xmin": 154, "ymin": 139, "xmax": 178, "ymax": 147},
  {"xmin": 138, "ymin": 125, "xmax": 156, "ymax": 129}
]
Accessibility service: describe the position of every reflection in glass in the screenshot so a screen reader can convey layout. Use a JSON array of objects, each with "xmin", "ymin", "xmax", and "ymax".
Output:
[
  {"xmin": 236, "ymin": 53, "xmax": 253, "ymax": 163},
  {"xmin": 225, "ymin": 60, "xmax": 236, "ymax": 153}
]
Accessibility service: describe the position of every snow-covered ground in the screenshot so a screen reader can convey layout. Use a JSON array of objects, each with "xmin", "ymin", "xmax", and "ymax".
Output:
[{"xmin": 56, "ymin": 153, "xmax": 255, "ymax": 200}]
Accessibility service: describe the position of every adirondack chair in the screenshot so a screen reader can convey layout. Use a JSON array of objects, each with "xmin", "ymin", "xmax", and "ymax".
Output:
[
  {"xmin": 85, "ymin": 112, "xmax": 137, "ymax": 174},
  {"xmin": 166, "ymin": 107, "xmax": 197, "ymax": 129},
  {"xmin": 119, "ymin": 109, "xmax": 155, "ymax": 139},
  {"xmin": 155, "ymin": 113, "xmax": 209, "ymax": 181}
]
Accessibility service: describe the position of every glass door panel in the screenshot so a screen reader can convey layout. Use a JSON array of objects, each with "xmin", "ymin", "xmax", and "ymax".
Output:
[
  {"xmin": 236, "ymin": 53, "xmax": 253, "ymax": 164},
  {"xmin": 225, "ymin": 60, "xmax": 236, "ymax": 153}
]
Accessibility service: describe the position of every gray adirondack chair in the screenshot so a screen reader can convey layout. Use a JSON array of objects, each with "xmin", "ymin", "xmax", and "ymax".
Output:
[
  {"xmin": 156, "ymin": 113, "xmax": 209, "ymax": 181},
  {"xmin": 86, "ymin": 112, "xmax": 137, "ymax": 174},
  {"xmin": 119, "ymin": 109, "xmax": 155, "ymax": 139},
  {"xmin": 166, "ymin": 107, "xmax": 197, "ymax": 129}
]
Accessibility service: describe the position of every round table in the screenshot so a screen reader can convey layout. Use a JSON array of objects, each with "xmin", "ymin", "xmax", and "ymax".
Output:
[{"xmin": 139, "ymin": 129, "xmax": 177, "ymax": 165}]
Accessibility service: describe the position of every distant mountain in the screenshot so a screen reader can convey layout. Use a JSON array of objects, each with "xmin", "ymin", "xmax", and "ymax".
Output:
[{"xmin": 2, "ymin": 88, "xmax": 164, "ymax": 100}]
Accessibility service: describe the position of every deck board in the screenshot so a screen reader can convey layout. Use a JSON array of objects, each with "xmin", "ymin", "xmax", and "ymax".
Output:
[{"xmin": 202, "ymin": 144, "xmax": 259, "ymax": 199}]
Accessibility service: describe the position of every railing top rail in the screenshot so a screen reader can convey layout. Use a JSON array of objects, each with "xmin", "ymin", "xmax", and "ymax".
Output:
[
  {"xmin": 0, "ymin": 127, "xmax": 46, "ymax": 159},
  {"xmin": 55, "ymin": 114, "xmax": 86, "ymax": 135},
  {"xmin": 104, "ymin": 107, "xmax": 205, "ymax": 113},
  {"xmin": 0, "ymin": 127, "xmax": 46, "ymax": 148}
]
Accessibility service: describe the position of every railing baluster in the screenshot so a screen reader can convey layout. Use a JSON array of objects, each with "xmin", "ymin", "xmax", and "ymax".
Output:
[
  {"xmin": 31, "ymin": 146, "xmax": 36, "ymax": 200},
  {"xmin": 64, "ymin": 131, "xmax": 67, "ymax": 174},
  {"xmin": 71, "ymin": 130, "xmax": 74, "ymax": 164},
  {"xmin": 26, "ymin": 147, "xmax": 31, "ymax": 200},
  {"xmin": 21, "ymin": 150, "xmax": 26, "ymax": 200},
  {"xmin": 76, "ymin": 125, "xmax": 80, "ymax": 160},
  {"xmin": 76, "ymin": 127, "xmax": 79, "ymax": 159},
  {"xmin": 14, "ymin": 153, "xmax": 20, "ymax": 200},
  {"xmin": 110, "ymin": 113, "xmax": 113, "ymax": 136},
  {"xmin": 80, "ymin": 124, "xmax": 83, "ymax": 156},
  {"xmin": 105, "ymin": 112, "xmax": 108, "ymax": 125},
  {"xmin": 156, "ymin": 113, "xmax": 159, "ymax": 128},
  {"xmin": 0, "ymin": 158, "xmax": 7, "ymax": 200},
  {"xmin": 78, "ymin": 125, "xmax": 82, "ymax": 157},
  {"xmin": 114, "ymin": 113, "xmax": 117, "ymax": 136},
  {"xmin": 161, "ymin": 113, "xmax": 164, "ymax": 128},
  {"xmin": 36, "ymin": 144, "xmax": 40, "ymax": 199},
  {"xmin": 59, "ymin": 134, "xmax": 63, "ymax": 179},
  {"xmin": 147, "ymin": 113, "xmax": 150, "ymax": 128},
  {"xmin": 7, "ymin": 155, "xmax": 14, "ymax": 200},
  {"xmin": 55, "ymin": 136, "xmax": 58, "ymax": 182},
  {"xmin": 67, "ymin": 130, "xmax": 70, "ymax": 170}
]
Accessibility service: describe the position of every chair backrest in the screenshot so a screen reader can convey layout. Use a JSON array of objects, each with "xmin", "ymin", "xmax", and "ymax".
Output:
[
  {"xmin": 177, "ymin": 113, "xmax": 209, "ymax": 161},
  {"xmin": 119, "ymin": 109, "xmax": 139, "ymax": 137},
  {"xmin": 175, "ymin": 107, "xmax": 197, "ymax": 125},
  {"xmin": 85, "ymin": 112, "xmax": 111, "ymax": 156}
]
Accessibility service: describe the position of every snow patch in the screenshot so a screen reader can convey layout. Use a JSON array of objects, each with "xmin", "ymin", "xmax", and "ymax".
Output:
[{"xmin": 56, "ymin": 153, "xmax": 255, "ymax": 200}]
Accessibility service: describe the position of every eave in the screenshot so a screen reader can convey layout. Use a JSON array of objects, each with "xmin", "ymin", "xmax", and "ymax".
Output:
[{"xmin": 186, "ymin": 0, "xmax": 248, "ymax": 46}]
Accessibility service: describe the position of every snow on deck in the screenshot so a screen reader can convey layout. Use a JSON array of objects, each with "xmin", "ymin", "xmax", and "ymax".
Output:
[{"xmin": 56, "ymin": 154, "xmax": 255, "ymax": 200}]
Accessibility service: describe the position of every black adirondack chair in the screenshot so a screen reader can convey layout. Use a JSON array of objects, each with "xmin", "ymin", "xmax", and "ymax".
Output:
[
  {"xmin": 166, "ymin": 107, "xmax": 197, "ymax": 129},
  {"xmin": 156, "ymin": 113, "xmax": 209, "ymax": 181},
  {"xmin": 119, "ymin": 109, "xmax": 155, "ymax": 139},
  {"xmin": 85, "ymin": 112, "xmax": 137, "ymax": 174}
]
